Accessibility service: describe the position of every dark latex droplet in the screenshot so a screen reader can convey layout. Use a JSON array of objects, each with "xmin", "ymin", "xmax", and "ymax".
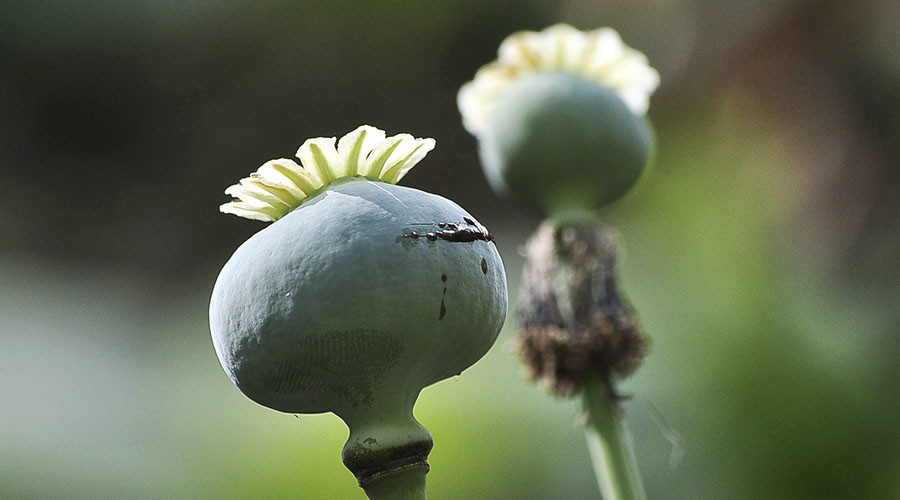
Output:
[{"xmin": 481, "ymin": 258, "xmax": 488, "ymax": 274}]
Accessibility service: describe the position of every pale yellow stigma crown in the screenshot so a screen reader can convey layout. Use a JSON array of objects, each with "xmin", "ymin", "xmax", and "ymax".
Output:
[
  {"xmin": 458, "ymin": 24, "xmax": 660, "ymax": 136},
  {"xmin": 220, "ymin": 125, "xmax": 435, "ymax": 221}
]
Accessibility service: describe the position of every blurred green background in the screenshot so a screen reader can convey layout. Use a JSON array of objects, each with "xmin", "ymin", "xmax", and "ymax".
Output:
[{"xmin": 3, "ymin": 1, "xmax": 900, "ymax": 498}]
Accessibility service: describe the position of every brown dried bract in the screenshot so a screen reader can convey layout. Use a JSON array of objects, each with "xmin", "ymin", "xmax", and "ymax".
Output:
[{"xmin": 515, "ymin": 221, "xmax": 648, "ymax": 397}]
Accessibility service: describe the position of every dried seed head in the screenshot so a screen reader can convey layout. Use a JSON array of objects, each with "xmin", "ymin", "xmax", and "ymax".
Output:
[{"xmin": 515, "ymin": 221, "xmax": 648, "ymax": 397}]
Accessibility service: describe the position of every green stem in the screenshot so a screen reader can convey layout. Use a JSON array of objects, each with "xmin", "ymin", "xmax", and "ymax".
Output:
[
  {"xmin": 339, "ymin": 401, "xmax": 433, "ymax": 500},
  {"xmin": 583, "ymin": 373, "xmax": 646, "ymax": 500},
  {"xmin": 361, "ymin": 467, "xmax": 428, "ymax": 500}
]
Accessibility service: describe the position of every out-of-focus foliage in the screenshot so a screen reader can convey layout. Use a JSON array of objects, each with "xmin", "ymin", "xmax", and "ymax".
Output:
[{"xmin": 2, "ymin": 1, "xmax": 899, "ymax": 499}]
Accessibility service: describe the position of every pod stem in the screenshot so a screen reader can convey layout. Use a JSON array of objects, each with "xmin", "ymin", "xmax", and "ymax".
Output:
[
  {"xmin": 583, "ymin": 373, "xmax": 646, "ymax": 500},
  {"xmin": 340, "ymin": 403, "xmax": 433, "ymax": 500},
  {"xmin": 360, "ymin": 467, "xmax": 429, "ymax": 500},
  {"xmin": 515, "ymin": 220, "xmax": 649, "ymax": 499}
]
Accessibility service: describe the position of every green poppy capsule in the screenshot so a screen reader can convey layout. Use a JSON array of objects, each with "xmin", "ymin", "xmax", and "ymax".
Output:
[
  {"xmin": 459, "ymin": 24, "xmax": 660, "ymax": 218},
  {"xmin": 210, "ymin": 126, "xmax": 508, "ymax": 498}
]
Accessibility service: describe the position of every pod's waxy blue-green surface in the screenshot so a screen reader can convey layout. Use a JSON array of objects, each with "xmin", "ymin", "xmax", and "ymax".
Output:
[
  {"xmin": 210, "ymin": 178, "xmax": 507, "ymax": 419},
  {"xmin": 479, "ymin": 72, "xmax": 651, "ymax": 215}
]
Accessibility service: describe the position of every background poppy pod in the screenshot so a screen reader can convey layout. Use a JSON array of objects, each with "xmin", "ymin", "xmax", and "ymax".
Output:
[{"xmin": 478, "ymin": 71, "xmax": 652, "ymax": 215}]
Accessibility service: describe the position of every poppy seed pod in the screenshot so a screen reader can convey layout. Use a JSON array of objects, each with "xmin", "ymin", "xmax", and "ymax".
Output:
[
  {"xmin": 458, "ymin": 24, "xmax": 660, "ymax": 217},
  {"xmin": 479, "ymin": 72, "xmax": 651, "ymax": 214},
  {"xmin": 209, "ymin": 126, "xmax": 508, "ymax": 497}
]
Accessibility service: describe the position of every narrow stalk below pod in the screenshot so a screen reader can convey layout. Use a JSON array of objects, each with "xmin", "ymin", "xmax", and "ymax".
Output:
[
  {"xmin": 209, "ymin": 125, "xmax": 508, "ymax": 499},
  {"xmin": 458, "ymin": 24, "xmax": 661, "ymax": 218}
]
